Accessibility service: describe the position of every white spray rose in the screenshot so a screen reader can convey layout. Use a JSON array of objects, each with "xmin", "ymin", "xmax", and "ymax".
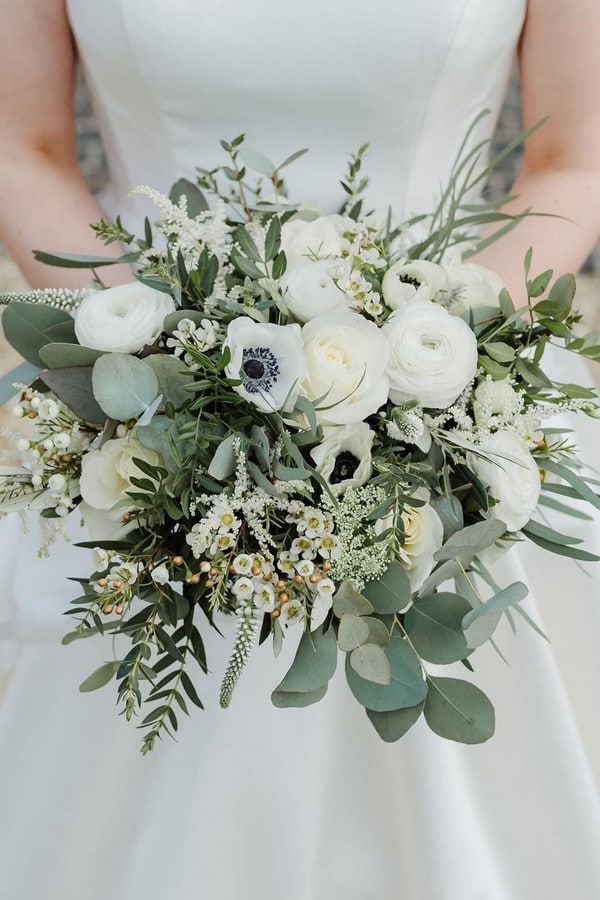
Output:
[
  {"xmin": 381, "ymin": 259, "xmax": 448, "ymax": 310},
  {"xmin": 383, "ymin": 300, "xmax": 478, "ymax": 409},
  {"xmin": 442, "ymin": 261, "xmax": 504, "ymax": 315},
  {"xmin": 375, "ymin": 494, "xmax": 444, "ymax": 593},
  {"xmin": 473, "ymin": 378, "xmax": 521, "ymax": 426},
  {"xmin": 74, "ymin": 283, "xmax": 175, "ymax": 354},
  {"xmin": 224, "ymin": 317, "xmax": 306, "ymax": 413},
  {"xmin": 469, "ymin": 430, "xmax": 541, "ymax": 532},
  {"xmin": 79, "ymin": 436, "xmax": 161, "ymax": 511},
  {"xmin": 310, "ymin": 423, "xmax": 374, "ymax": 494},
  {"xmin": 301, "ymin": 312, "xmax": 389, "ymax": 425},
  {"xmin": 280, "ymin": 259, "xmax": 352, "ymax": 323},
  {"xmin": 281, "ymin": 215, "xmax": 346, "ymax": 269}
]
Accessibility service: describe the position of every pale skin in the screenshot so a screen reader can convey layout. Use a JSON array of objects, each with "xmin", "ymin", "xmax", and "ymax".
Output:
[{"xmin": 0, "ymin": 0, "xmax": 600, "ymax": 298}]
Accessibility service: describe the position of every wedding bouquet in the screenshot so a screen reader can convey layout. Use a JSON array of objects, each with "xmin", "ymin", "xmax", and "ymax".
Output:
[{"xmin": 1, "ymin": 129, "xmax": 599, "ymax": 752}]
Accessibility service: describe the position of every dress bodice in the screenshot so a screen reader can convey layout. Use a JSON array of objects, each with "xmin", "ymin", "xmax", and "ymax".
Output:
[{"xmin": 66, "ymin": 0, "xmax": 526, "ymax": 225}]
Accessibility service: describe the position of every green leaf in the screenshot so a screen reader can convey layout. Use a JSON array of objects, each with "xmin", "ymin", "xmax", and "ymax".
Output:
[
  {"xmin": 366, "ymin": 701, "xmax": 424, "ymax": 742},
  {"xmin": 2, "ymin": 302, "xmax": 75, "ymax": 367},
  {"xmin": 337, "ymin": 614, "xmax": 370, "ymax": 652},
  {"xmin": 434, "ymin": 519, "xmax": 506, "ymax": 561},
  {"xmin": 39, "ymin": 366, "xmax": 107, "ymax": 422},
  {"xmin": 345, "ymin": 634, "xmax": 427, "ymax": 712},
  {"xmin": 39, "ymin": 342, "xmax": 104, "ymax": 369},
  {"xmin": 92, "ymin": 353, "xmax": 159, "ymax": 421},
  {"xmin": 522, "ymin": 530, "xmax": 600, "ymax": 562},
  {"xmin": 33, "ymin": 250, "xmax": 139, "ymax": 269},
  {"xmin": 548, "ymin": 272, "xmax": 576, "ymax": 311},
  {"xmin": 404, "ymin": 592, "xmax": 471, "ymax": 664},
  {"xmin": 264, "ymin": 217, "xmax": 281, "ymax": 262},
  {"xmin": 361, "ymin": 616, "xmax": 390, "ymax": 648},
  {"xmin": 541, "ymin": 459, "xmax": 600, "ymax": 512},
  {"xmin": 350, "ymin": 643, "xmax": 391, "ymax": 684},
  {"xmin": 169, "ymin": 178, "xmax": 209, "ymax": 217},
  {"xmin": 272, "ymin": 627, "xmax": 337, "ymax": 697},
  {"xmin": 515, "ymin": 358, "xmax": 553, "ymax": 389},
  {"xmin": 332, "ymin": 580, "xmax": 374, "ymax": 618},
  {"xmin": 431, "ymin": 495, "xmax": 464, "ymax": 541},
  {"xmin": 238, "ymin": 146, "xmax": 276, "ymax": 177},
  {"xmin": 483, "ymin": 341, "xmax": 515, "ymax": 363},
  {"xmin": 362, "ymin": 560, "xmax": 412, "ymax": 614},
  {"xmin": 234, "ymin": 225, "xmax": 262, "ymax": 262},
  {"xmin": 271, "ymin": 684, "xmax": 328, "ymax": 708},
  {"xmin": 137, "ymin": 416, "xmax": 179, "ymax": 472},
  {"xmin": 277, "ymin": 148, "xmax": 309, "ymax": 170},
  {"xmin": 424, "ymin": 677, "xmax": 495, "ymax": 744},
  {"xmin": 523, "ymin": 519, "xmax": 584, "ymax": 546},
  {"xmin": 143, "ymin": 354, "xmax": 193, "ymax": 409},
  {"xmin": 163, "ymin": 309, "xmax": 213, "ymax": 334},
  {"xmin": 207, "ymin": 433, "xmax": 238, "ymax": 481},
  {"xmin": 527, "ymin": 269, "xmax": 553, "ymax": 299},
  {"xmin": 0, "ymin": 361, "xmax": 40, "ymax": 404},
  {"xmin": 462, "ymin": 581, "xmax": 528, "ymax": 648},
  {"xmin": 78, "ymin": 661, "xmax": 121, "ymax": 692}
]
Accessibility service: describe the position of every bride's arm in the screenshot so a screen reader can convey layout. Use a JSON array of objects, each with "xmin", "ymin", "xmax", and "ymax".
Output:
[
  {"xmin": 0, "ymin": 0, "xmax": 127, "ymax": 289},
  {"xmin": 473, "ymin": 0, "xmax": 600, "ymax": 297}
]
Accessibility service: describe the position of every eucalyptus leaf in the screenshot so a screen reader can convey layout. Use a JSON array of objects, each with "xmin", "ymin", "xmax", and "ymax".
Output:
[
  {"xmin": 361, "ymin": 616, "xmax": 390, "ymax": 648},
  {"xmin": 207, "ymin": 434, "xmax": 238, "ymax": 481},
  {"xmin": 238, "ymin": 146, "xmax": 276, "ymax": 177},
  {"xmin": 39, "ymin": 366, "xmax": 106, "ymax": 423},
  {"xmin": 350, "ymin": 643, "xmax": 391, "ymax": 685},
  {"xmin": 366, "ymin": 701, "xmax": 425, "ymax": 742},
  {"xmin": 163, "ymin": 309, "xmax": 212, "ymax": 334},
  {"xmin": 33, "ymin": 250, "xmax": 139, "ymax": 269},
  {"xmin": 345, "ymin": 634, "xmax": 427, "ymax": 712},
  {"xmin": 462, "ymin": 581, "xmax": 528, "ymax": 649},
  {"xmin": 144, "ymin": 354, "xmax": 194, "ymax": 409},
  {"xmin": 78, "ymin": 661, "xmax": 121, "ymax": 692},
  {"xmin": 137, "ymin": 416, "xmax": 179, "ymax": 472},
  {"xmin": 333, "ymin": 580, "xmax": 374, "ymax": 618},
  {"xmin": 362, "ymin": 560, "xmax": 412, "ymax": 614},
  {"xmin": 92, "ymin": 353, "xmax": 159, "ymax": 421},
  {"xmin": 424, "ymin": 677, "xmax": 495, "ymax": 744},
  {"xmin": 271, "ymin": 684, "xmax": 328, "ymax": 708},
  {"xmin": 404, "ymin": 592, "xmax": 472, "ymax": 664},
  {"xmin": 434, "ymin": 519, "xmax": 506, "ymax": 562},
  {"xmin": 169, "ymin": 178, "xmax": 209, "ymax": 217},
  {"xmin": 272, "ymin": 627, "xmax": 337, "ymax": 696},
  {"xmin": 2, "ymin": 302, "xmax": 75, "ymax": 368},
  {"xmin": 39, "ymin": 342, "xmax": 104, "ymax": 369},
  {"xmin": 337, "ymin": 614, "xmax": 370, "ymax": 652}
]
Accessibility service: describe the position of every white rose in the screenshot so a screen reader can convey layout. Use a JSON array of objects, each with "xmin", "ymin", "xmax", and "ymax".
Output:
[
  {"xmin": 301, "ymin": 312, "xmax": 390, "ymax": 425},
  {"xmin": 280, "ymin": 259, "xmax": 352, "ymax": 323},
  {"xmin": 281, "ymin": 215, "xmax": 346, "ymax": 269},
  {"xmin": 383, "ymin": 301, "xmax": 478, "ymax": 409},
  {"xmin": 473, "ymin": 378, "xmax": 521, "ymax": 426},
  {"xmin": 375, "ymin": 494, "xmax": 444, "ymax": 593},
  {"xmin": 381, "ymin": 259, "xmax": 448, "ymax": 310},
  {"xmin": 224, "ymin": 317, "xmax": 306, "ymax": 413},
  {"xmin": 442, "ymin": 261, "xmax": 504, "ymax": 315},
  {"xmin": 310, "ymin": 423, "xmax": 374, "ymax": 494},
  {"xmin": 79, "ymin": 502, "xmax": 138, "ymax": 541},
  {"xmin": 469, "ymin": 430, "xmax": 541, "ymax": 532},
  {"xmin": 74, "ymin": 283, "xmax": 176, "ymax": 354},
  {"xmin": 79, "ymin": 436, "xmax": 161, "ymax": 511}
]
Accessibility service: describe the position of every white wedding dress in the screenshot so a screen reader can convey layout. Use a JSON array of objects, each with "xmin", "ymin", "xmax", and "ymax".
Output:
[{"xmin": 1, "ymin": 1, "xmax": 600, "ymax": 898}]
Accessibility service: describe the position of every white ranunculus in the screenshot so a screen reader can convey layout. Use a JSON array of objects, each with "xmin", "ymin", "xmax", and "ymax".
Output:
[
  {"xmin": 74, "ymin": 283, "xmax": 175, "ymax": 354},
  {"xmin": 310, "ymin": 423, "xmax": 374, "ymax": 494},
  {"xmin": 224, "ymin": 317, "xmax": 306, "ymax": 413},
  {"xmin": 473, "ymin": 378, "xmax": 521, "ymax": 426},
  {"xmin": 301, "ymin": 312, "xmax": 390, "ymax": 425},
  {"xmin": 281, "ymin": 215, "xmax": 346, "ymax": 269},
  {"xmin": 383, "ymin": 300, "xmax": 478, "ymax": 409},
  {"xmin": 375, "ymin": 494, "xmax": 444, "ymax": 593},
  {"xmin": 442, "ymin": 261, "xmax": 505, "ymax": 315},
  {"xmin": 469, "ymin": 430, "xmax": 541, "ymax": 532},
  {"xmin": 79, "ymin": 436, "xmax": 161, "ymax": 511},
  {"xmin": 381, "ymin": 259, "xmax": 448, "ymax": 310},
  {"xmin": 280, "ymin": 259, "xmax": 352, "ymax": 323}
]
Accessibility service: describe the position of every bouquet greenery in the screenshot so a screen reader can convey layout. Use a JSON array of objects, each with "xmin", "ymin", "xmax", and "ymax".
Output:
[{"xmin": 1, "ymin": 125, "xmax": 599, "ymax": 752}]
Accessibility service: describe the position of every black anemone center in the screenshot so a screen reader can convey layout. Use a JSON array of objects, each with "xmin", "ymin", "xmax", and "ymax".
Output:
[
  {"xmin": 330, "ymin": 451, "xmax": 360, "ymax": 484},
  {"xmin": 243, "ymin": 358, "xmax": 266, "ymax": 380},
  {"xmin": 399, "ymin": 274, "xmax": 421, "ymax": 288}
]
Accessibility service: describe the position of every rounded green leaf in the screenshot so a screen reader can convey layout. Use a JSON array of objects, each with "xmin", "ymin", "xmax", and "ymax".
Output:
[
  {"xmin": 143, "ymin": 354, "xmax": 193, "ymax": 409},
  {"xmin": 361, "ymin": 616, "xmax": 390, "ymax": 648},
  {"xmin": 424, "ymin": 676, "xmax": 495, "ymax": 744},
  {"xmin": 2, "ymin": 302, "xmax": 75, "ymax": 368},
  {"xmin": 272, "ymin": 627, "xmax": 337, "ymax": 695},
  {"xmin": 345, "ymin": 634, "xmax": 426, "ymax": 712},
  {"xmin": 363, "ymin": 560, "xmax": 412, "ymax": 614},
  {"xmin": 92, "ymin": 353, "xmax": 159, "ymax": 421},
  {"xmin": 366, "ymin": 701, "xmax": 425, "ymax": 742},
  {"xmin": 404, "ymin": 592, "xmax": 471, "ymax": 664},
  {"xmin": 39, "ymin": 342, "xmax": 104, "ymax": 369},
  {"xmin": 271, "ymin": 684, "xmax": 328, "ymax": 708},
  {"xmin": 39, "ymin": 366, "xmax": 106, "ymax": 423},
  {"xmin": 333, "ymin": 581, "xmax": 374, "ymax": 618},
  {"xmin": 337, "ymin": 614, "xmax": 370, "ymax": 652},
  {"xmin": 350, "ymin": 643, "xmax": 391, "ymax": 685}
]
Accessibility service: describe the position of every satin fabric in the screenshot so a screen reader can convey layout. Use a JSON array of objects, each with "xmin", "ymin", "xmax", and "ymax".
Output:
[{"xmin": 2, "ymin": 1, "xmax": 600, "ymax": 897}]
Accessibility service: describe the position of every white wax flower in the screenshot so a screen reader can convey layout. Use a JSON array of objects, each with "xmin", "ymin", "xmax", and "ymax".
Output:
[
  {"xmin": 281, "ymin": 215, "xmax": 346, "ymax": 269},
  {"xmin": 79, "ymin": 436, "xmax": 161, "ymax": 511},
  {"xmin": 442, "ymin": 261, "xmax": 504, "ymax": 314},
  {"xmin": 224, "ymin": 317, "xmax": 307, "ymax": 413},
  {"xmin": 383, "ymin": 300, "xmax": 478, "ymax": 409},
  {"xmin": 151, "ymin": 565, "xmax": 170, "ymax": 585},
  {"xmin": 469, "ymin": 430, "xmax": 541, "ymax": 532},
  {"xmin": 381, "ymin": 259, "xmax": 448, "ymax": 310},
  {"xmin": 375, "ymin": 494, "xmax": 444, "ymax": 593},
  {"xmin": 280, "ymin": 259, "xmax": 351, "ymax": 322},
  {"xmin": 74, "ymin": 283, "xmax": 175, "ymax": 354},
  {"xmin": 310, "ymin": 423, "xmax": 374, "ymax": 494},
  {"xmin": 301, "ymin": 312, "xmax": 390, "ymax": 425}
]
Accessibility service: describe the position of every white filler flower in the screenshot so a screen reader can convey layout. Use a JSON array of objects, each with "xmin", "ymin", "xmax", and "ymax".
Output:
[
  {"xmin": 280, "ymin": 259, "xmax": 351, "ymax": 323},
  {"xmin": 301, "ymin": 312, "xmax": 390, "ymax": 424},
  {"xmin": 381, "ymin": 259, "xmax": 448, "ymax": 310},
  {"xmin": 469, "ymin": 430, "xmax": 541, "ymax": 532},
  {"xmin": 225, "ymin": 317, "xmax": 306, "ymax": 413},
  {"xmin": 74, "ymin": 283, "xmax": 175, "ymax": 354},
  {"xmin": 384, "ymin": 300, "xmax": 478, "ymax": 409},
  {"xmin": 310, "ymin": 423, "xmax": 375, "ymax": 494}
]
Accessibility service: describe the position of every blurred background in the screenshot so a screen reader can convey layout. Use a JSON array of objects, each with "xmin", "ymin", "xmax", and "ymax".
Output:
[{"xmin": 1, "ymin": 74, "xmax": 600, "ymax": 381}]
